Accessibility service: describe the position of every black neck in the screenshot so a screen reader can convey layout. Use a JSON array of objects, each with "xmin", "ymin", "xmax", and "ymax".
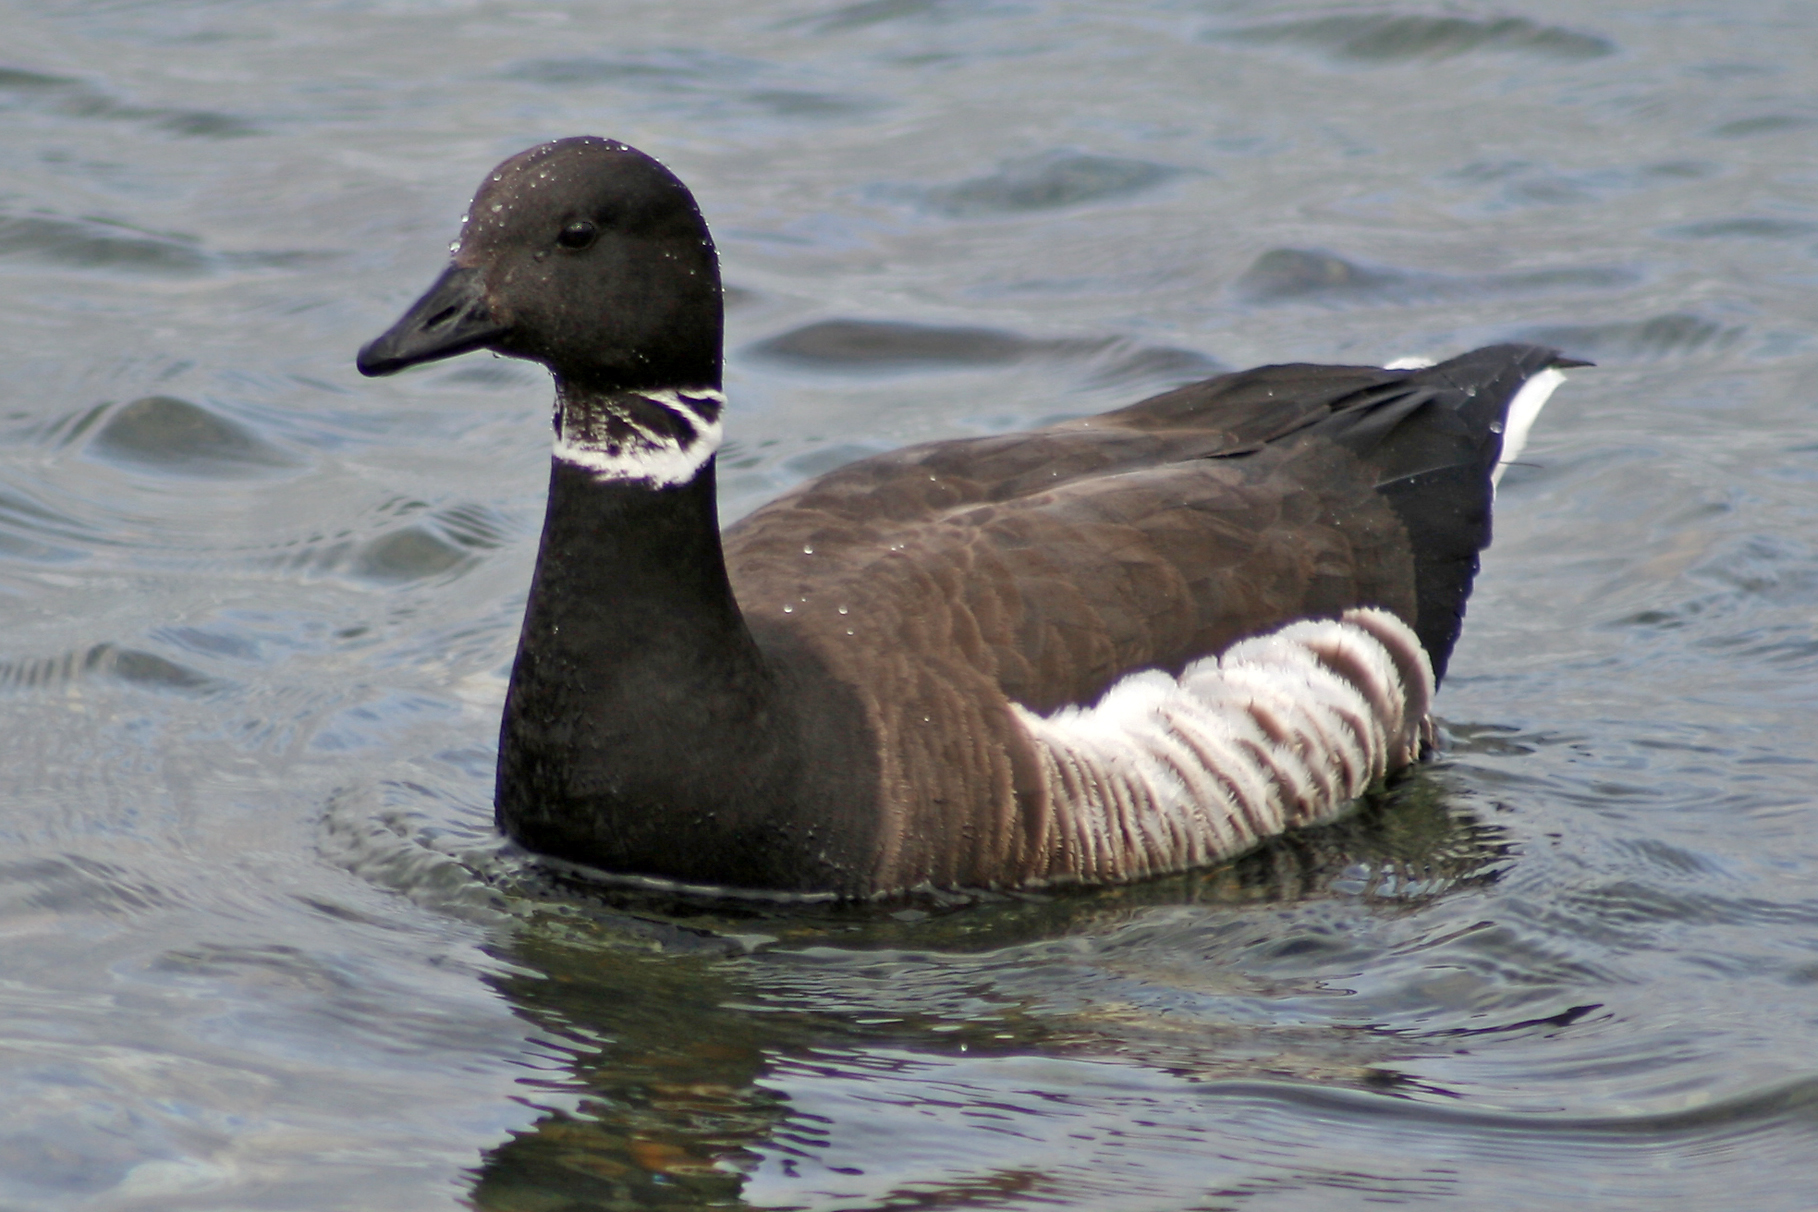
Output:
[
  {"xmin": 519, "ymin": 458, "xmax": 752, "ymax": 679},
  {"xmin": 495, "ymin": 458, "xmax": 796, "ymax": 881}
]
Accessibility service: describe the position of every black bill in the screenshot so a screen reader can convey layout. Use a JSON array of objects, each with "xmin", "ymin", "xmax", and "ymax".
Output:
[{"xmin": 356, "ymin": 264, "xmax": 508, "ymax": 377}]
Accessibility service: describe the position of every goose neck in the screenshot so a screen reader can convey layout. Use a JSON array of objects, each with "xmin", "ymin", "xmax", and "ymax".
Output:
[{"xmin": 522, "ymin": 455, "xmax": 753, "ymax": 670}]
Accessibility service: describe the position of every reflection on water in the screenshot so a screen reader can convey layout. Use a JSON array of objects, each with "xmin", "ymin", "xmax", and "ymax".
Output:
[
  {"xmin": 452, "ymin": 753, "xmax": 1817, "ymax": 1209},
  {"xmin": 464, "ymin": 767, "xmax": 1510, "ymax": 1209},
  {"xmin": 2, "ymin": 0, "xmax": 1817, "ymax": 1208}
]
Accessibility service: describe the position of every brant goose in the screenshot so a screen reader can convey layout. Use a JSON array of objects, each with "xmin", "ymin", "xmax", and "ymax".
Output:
[{"xmin": 358, "ymin": 136, "xmax": 1576, "ymax": 897}]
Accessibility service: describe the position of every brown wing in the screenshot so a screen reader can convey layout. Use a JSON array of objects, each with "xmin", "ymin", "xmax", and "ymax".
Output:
[
  {"xmin": 724, "ymin": 361, "xmax": 1420, "ymax": 713},
  {"xmin": 721, "ymin": 365, "xmax": 1422, "ymax": 888}
]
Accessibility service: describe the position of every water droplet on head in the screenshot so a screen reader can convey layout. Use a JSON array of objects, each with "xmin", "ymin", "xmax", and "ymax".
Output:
[
  {"xmin": 803, "ymin": 544, "xmax": 814, "ymax": 554},
  {"xmin": 1489, "ymin": 420, "xmax": 1504, "ymax": 434},
  {"xmin": 837, "ymin": 606, "xmax": 848, "ymax": 615},
  {"xmin": 782, "ymin": 604, "xmax": 793, "ymax": 613}
]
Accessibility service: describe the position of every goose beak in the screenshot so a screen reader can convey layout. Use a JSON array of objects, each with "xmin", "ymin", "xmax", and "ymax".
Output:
[{"xmin": 357, "ymin": 264, "xmax": 509, "ymax": 377}]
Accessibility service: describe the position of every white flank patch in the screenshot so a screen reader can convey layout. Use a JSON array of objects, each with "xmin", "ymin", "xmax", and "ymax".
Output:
[
  {"xmin": 1383, "ymin": 355, "xmax": 1438, "ymax": 370},
  {"xmin": 1011, "ymin": 608, "xmax": 1434, "ymax": 884},
  {"xmin": 554, "ymin": 387, "xmax": 725, "ymax": 487},
  {"xmin": 1491, "ymin": 366, "xmax": 1565, "ymax": 490}
]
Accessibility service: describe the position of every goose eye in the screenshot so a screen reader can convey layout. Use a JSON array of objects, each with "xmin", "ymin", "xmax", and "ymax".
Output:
[{"xmin": 556, "ymin": 220, "xmax": 597, "ymax": 250}]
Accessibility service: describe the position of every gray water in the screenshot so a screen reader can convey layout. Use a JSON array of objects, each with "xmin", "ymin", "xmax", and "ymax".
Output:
[{"xmin": 3, "ymin": 1, "xmax": 1817, "ymax": 1208}]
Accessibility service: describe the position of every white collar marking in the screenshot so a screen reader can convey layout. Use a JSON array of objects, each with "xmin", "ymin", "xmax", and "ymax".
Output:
[{"xmin": 553, "ymin": 387, "xmax": 726, "ymax": 487}]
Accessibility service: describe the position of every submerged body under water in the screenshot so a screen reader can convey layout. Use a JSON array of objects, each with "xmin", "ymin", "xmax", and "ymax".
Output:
[{"xmin": 2, "ymin": 1, "xmax": 1817, "ymax": 1208}]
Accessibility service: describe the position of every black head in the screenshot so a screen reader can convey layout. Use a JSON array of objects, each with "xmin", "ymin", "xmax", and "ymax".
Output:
[{"xmin": 358, "ymin": 137, "xmax": 723, "ymax": 392}]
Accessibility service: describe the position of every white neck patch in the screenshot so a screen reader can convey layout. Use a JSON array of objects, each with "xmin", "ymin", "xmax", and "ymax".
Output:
[{"xmin": 553, "ymin": 387, "xmax": 725, "ymax": 487}]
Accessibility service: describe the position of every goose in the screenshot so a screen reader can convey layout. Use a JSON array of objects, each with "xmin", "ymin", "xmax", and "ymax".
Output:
[{"xmin": 357, "ymin": 136, "xmax": 1576, "ymax": 898}]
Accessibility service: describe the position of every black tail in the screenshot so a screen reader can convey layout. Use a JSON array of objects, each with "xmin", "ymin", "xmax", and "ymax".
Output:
[{"xmin": 1316, "ymin": 344, "xmax": 1583, "ymax": 682}]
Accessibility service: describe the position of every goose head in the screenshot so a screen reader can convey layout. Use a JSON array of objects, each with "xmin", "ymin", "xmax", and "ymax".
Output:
[{"xmin": 356, "ymin": 136, "xmax": 723, "ymax": 395}]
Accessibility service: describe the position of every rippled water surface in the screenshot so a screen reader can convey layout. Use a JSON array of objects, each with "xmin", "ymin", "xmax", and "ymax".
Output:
[{"xmin": 4, "ymin": 1, "xmax": 1818, "ymax": 1208}]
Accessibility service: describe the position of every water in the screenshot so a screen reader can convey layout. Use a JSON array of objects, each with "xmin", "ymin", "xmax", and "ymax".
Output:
[{"xmin": 3, "ymin": 0, "xmax": 1816, "ymax": 1207}]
